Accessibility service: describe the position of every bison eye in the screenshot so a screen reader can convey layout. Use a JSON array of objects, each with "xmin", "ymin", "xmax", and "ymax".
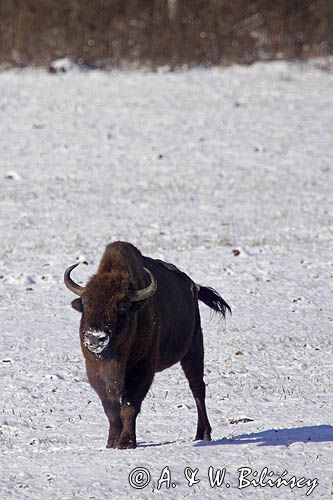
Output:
[
  {"xmin": 118, "ymin": 302, "xmax": 127, "ymax": 316},
  {"xmin": 104, "ymin": 324, "xmax": 113, "ymax": 335}
]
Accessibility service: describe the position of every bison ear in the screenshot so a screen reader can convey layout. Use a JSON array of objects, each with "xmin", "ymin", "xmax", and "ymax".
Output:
[{"xmin": 71, "ymin": 298, "xmax": 83, "ymax": 312}]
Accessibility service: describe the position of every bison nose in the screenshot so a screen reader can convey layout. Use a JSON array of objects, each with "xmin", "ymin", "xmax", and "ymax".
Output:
[
  {"xmin": 90, "ymin": 335, "xmax": 105, "ymax": 347},
  {"xmin": 83, "ymin": 330, "xmax": 110, "ymax": 355}
]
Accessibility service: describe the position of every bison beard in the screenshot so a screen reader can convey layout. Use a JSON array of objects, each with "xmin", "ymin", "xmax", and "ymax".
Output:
[{"xmin": 64, "ymin": 241, "xmax": 231, "ymax": 449}]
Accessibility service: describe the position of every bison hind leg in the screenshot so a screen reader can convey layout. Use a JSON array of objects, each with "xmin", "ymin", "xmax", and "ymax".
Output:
[
  {"xmin": 180, "ymin": 328, "xmax": 212, "ymax": 442},
  {"xmin": 193, "ymin": 394, "xmax": 212, "ymax": 441}
]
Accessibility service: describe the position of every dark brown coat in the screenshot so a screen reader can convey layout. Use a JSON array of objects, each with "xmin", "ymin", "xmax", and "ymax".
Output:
[{"xmin": 64, "ymin": 241, "xmax": 231, "ymax": 449}]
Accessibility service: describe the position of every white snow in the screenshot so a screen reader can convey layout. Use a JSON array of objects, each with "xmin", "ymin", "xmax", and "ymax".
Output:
[
  {"xmin": 48, "ymin": 57, "xmax": 74, "ymax": 73},
  {"xmin": 4, "ymin": 170, "xmax": 22, "ymax": 181},
  {"xmin": 0, "ymin": 60, "xmax": 332, "ymax": 499}
]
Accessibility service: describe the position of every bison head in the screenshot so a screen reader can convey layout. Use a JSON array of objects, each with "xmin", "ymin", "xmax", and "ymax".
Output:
[{"xmin": 64, "ymin": 263, "xmax": 156, "ymax": 359}]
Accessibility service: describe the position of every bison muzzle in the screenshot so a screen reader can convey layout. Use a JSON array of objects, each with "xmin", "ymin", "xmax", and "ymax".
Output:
[{"xmin": 64, "ymin": 241, "xmax": 231, "ymax": 449}]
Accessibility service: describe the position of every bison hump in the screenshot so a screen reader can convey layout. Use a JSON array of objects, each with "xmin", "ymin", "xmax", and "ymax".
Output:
[{"xmin": 155, "ymin": 259, "xmax": 180, "ymax": 273}]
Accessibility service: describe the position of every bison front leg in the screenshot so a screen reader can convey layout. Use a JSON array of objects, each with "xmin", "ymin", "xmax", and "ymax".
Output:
[
  {"xmin": 85, "ymin": 363, "xmax": 124, "ymax": 448},
  {"xmin": 116, "ymin": 402, "xmax": 139, "ymax": 449},
  {"xmin": 102, "ymin": 399, "xmax": 123, "ymax": 448},
  {"xmin": 116, "ymin": 367, "xmax": 154, "ymax": 449}
]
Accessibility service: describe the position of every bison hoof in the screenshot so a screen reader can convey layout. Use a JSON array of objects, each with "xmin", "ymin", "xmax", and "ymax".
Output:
[
  {"xmin": 116, "ymin": 437, "xmax": 137, "ymax": 449},
  {"xmin": 106, "ymin": 439, "xmax": 118, "ymax": 449},
  {"xmin": 194, "ymin": 431, "xmax": 212, "ymax": 441}
]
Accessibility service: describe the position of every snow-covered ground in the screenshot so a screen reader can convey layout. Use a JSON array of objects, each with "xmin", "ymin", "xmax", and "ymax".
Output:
[{"xmin": 0, "ymin": 60, "xmax": 332, "ymax": 499}]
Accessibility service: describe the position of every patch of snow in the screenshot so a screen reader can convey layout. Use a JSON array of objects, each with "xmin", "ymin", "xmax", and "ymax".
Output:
[
  {"xmin": 48, "ymin": 57, "xmax": 74, "ymax": 73},
  {"xmin": 0, "ymin": 60, "xmax": 332, "ymax": 498},
  {"xmin": 4, "ymin": 170, "xmax": 21, "ymax": 181}
]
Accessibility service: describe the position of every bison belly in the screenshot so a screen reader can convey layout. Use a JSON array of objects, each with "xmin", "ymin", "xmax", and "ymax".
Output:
[{"xmin": 154, "ymin": 279, "xmax": 197, "ymax": 372}]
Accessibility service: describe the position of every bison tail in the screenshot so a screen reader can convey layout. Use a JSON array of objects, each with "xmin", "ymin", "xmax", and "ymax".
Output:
[{"xmin": 197, "ymin": 285, "xmax": 231, "ymax": 319}]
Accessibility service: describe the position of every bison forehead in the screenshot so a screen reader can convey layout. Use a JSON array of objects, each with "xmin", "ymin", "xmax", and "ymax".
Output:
[
  {"xmin": 85, "ymin": 271, "xmax": 133, "ymax": 299},
  {"xmin": 83, "ymin": 289, "xmax": 129, "ymax": 319}
]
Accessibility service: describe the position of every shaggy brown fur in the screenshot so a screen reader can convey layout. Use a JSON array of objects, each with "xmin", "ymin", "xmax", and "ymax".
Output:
[{"xmin": 66, "ymin": 241, "xmax": 231, "ymax": 449}]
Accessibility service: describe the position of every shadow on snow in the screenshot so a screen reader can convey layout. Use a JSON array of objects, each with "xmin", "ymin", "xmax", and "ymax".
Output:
[
  {"xmin": 194, "ymin": 425, "xmax": 333, "ymax": 447},
  {"xmin": 138, "ymin": 440, "xmax": 177, "ymax": 448}
]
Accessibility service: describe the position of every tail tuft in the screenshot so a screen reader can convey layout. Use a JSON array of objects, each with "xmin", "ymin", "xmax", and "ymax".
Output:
[{"xmin": 197, "ymin": 285, "xmax": 231, "ymax": 319}]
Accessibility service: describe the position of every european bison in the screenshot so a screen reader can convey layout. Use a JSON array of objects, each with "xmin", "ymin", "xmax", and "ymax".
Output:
[{"xmin": 64, "ymin": 241, "xmax": 231, "ymax": 449}]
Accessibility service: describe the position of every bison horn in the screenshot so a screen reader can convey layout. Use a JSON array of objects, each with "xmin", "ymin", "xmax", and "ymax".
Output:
[
  {"xmin": 131, "ymin": 267, "xmax": 157, "ymax": 302},
  {"xmin": 64, "ymin": 263, "xmax": 86, "ymax": 296}
]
